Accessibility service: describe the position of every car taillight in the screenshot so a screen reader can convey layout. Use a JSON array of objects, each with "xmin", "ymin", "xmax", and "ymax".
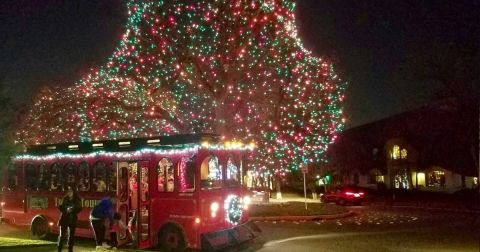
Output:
[{"xmin": 345, "ymin": 192, "xmax": 354, "ymax": 195}]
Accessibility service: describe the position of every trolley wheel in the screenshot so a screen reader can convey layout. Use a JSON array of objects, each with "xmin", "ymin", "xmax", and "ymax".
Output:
[
  {"xmin": 32, "ymin": 217, "xmax": 49, "ymax": 240},
  {"xmin": 159, "ymin": 225, "xmax": 186, "ymax": 252}
]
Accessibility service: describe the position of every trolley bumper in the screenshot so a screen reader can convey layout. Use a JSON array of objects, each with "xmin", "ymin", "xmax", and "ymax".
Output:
[{"xmin": 201, "ymin": 221, "xmax": 261, "ymax": 251}]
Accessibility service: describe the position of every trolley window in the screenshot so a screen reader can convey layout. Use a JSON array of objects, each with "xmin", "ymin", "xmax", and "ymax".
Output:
[
  {"xmin": 226, "ymin": 156, "xmax": 240, "ymax": 187},
  {"xmin": 140, "ymin": 165, "xmax": 149, "ymax": 201},
  {"xmin": 77, "ymin": 161, "xmax": 90, "ymax": 192},
  {"xmin": 93, "ymin": 161, "xmax": 107, "ymax": 192},
  {"xmin": 50, "ymin": 163, "xmax": 61, "ymax": 191},
  {"xmin": 118, "ymin": 164, "xmax": 128, "ymax": 202},
  {"xmin": 201, "ymin": 155, "xmax": 223, "ymax": 189},
  {"xmin": 25, "ymin": 164, "xmax": 37, "ymax": 191},
  {"xmin": 108, "ymin": 163, "xmax": 117, "ymax": 192},
  {"xmin": 7, "ymin": 163, "xmax": 18, "ymax": 191},
  {"xmin": 37, "ymin": 164, "xmax": 49, "ymax": 191},
  {"xmin": 63, "ymin": 162, "xmax": 76, "ymax": 190},
  {"xmin": 178, "ymin": 156, "xmax": 195, "ymax": 192},
  {"xmin": 157, "ymin": 158, "xmax": 174, "ymax": 192}
]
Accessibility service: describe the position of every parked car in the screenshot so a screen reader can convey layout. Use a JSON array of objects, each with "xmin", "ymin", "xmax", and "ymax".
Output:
[
  {"xmin": 249, "ymin": 188, "xmax": 270, "ymax": 204},
  {"xmin": 320, "ymin": 186, "xmax": 365, "ymax": 205}
]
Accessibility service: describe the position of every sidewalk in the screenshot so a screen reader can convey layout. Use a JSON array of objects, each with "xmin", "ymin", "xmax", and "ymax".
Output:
[
  {"xmin": 263, "ymin": 197, "xmax": 320, "ymax": 204},
  {"xmin": 249, "ymin": 194, "xmax": 354, "ymax": 221},
  {"xmin": 251, "ymin": 192, "xmax": 320, "ymax": 205}
]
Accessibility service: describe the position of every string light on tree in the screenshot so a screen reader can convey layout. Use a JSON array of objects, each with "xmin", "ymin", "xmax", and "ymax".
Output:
[{"xmin": 19, "ymin": 0, "xmax": 347, "ymax": 172}]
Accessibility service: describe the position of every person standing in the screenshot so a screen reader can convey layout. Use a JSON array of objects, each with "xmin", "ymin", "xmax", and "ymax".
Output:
[
  {"xmin": 57, "ymin": 186, "xmax": 82, "ymax": 252},
  {"xmin": 90, "ymin": 197, "xmax": 114, "ymax": 250}
]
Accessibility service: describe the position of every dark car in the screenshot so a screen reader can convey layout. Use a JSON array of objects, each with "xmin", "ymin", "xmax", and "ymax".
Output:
[{"xmin": 320, "ymin": 186, "xmax": 365, "ymax": 205}]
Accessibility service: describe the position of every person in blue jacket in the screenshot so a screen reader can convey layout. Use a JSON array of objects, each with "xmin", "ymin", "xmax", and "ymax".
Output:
[{"xmin": 90, "ymin": 197, "xmax": 114, "ymax": 250}]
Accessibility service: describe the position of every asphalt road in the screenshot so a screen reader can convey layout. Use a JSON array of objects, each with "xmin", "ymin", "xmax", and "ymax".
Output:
[
  {"xmin": 1, "ymin": 206, "xmax": 479, "ymax": 252},
  {"xmin": 248, "ymin": 206, "xmax": 480, "ymax": 252}
]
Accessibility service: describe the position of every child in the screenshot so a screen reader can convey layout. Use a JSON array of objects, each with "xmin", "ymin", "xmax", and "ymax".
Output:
[
  {"xmin": 109, "ymin": 212, "xmax": 127, "ymax": 250},
  {"xmin": 127, "ymin": 210, "xmax": 138, "ymax": 247}
]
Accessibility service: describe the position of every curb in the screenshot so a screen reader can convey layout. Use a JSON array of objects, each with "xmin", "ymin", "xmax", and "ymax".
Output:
[
  {"xmin": 249, "ymin": 211, "xmax": 355, "ymax": 222},
  {"xmin": 386, "ymin": 205, "xmax": 480, "ymax": 214}
]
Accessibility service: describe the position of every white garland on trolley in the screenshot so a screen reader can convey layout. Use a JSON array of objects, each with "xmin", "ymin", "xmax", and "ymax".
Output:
[{"xmin": 14, "ymin": 143, "xmax": 254, "ymax": 162}]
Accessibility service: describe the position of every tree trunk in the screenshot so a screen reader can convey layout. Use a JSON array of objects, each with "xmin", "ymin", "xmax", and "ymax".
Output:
[
  {"xmin": 310, "ymin": 184, "xmax": 317, "ymax": 199},
  {"xmin": 275, "ymin": 176, "xmax": 282, "ymax": 199}
]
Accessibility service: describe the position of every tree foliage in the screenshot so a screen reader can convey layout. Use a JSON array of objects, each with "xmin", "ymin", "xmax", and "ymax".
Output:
[
  {"xmin": 0, "ymin": 84, "xmax": 19, "ymax": 171},
  {"xmin": 18, "ymin": 0, "xmax": 346, "ymax": 171}
]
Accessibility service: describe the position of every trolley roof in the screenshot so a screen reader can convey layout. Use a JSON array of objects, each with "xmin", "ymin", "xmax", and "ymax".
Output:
[{"xmin": 25, "ymin": 134, "xmax": 220, "ymax": 156}]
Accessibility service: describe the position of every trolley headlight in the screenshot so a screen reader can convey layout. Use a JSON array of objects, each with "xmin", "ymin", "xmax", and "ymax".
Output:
[
  {"xmin": 0, "ymin": 202, "xmax": 5, "ymax": 207},
  {"xmin": 210, "ymin": 202, "xmax": 219, "ymax": 217},
  {"xmin": 243, "ymin": 196, "xmax": 251, "ymax": 210}
]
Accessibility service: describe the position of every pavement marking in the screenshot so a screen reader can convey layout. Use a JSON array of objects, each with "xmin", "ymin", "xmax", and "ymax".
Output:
[{"xmin": 263, "ymin": 230, "xmax": 415, "ymax": 247}]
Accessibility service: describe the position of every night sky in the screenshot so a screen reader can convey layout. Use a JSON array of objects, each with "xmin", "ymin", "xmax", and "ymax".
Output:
[{"xmin": 1, "ymin": 0, "xmax": 479, "ymax": 127}]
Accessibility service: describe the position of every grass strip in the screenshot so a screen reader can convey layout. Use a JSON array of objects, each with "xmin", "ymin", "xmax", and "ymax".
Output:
[{"xmin": 0, "ymin": 237, "xmax": 55, "ymax": 248}]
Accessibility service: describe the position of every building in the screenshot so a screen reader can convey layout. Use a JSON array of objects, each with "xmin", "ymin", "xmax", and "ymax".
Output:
[{"xmin": 324, "ymin": 98, "xmax": 479, "ymax": 193}]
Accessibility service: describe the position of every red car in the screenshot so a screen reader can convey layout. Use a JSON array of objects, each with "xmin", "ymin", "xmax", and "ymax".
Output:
[{"xmin": 320, "ymin": 186, "xmax": 365, "ymax": 205}]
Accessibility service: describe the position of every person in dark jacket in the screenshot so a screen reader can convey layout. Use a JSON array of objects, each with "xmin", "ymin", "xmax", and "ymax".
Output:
[
  {"xmin": 90, "ymin": 197, "xmax": 114, "ymax": 249},
  {"xmin": 57, "ymin": 186, "xmax": 82, "ymax": 252}
]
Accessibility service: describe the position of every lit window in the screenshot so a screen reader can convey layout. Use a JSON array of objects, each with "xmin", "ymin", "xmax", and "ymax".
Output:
[
  {"xmin": 427, "ymin": 170, "xmax": 446, "ymax": 187},
  {"xmin": 157, "ymin": 158, "xmax": 174, "ymax": 192},
  {"xmin": 369, "ymin": 169, "xmax": 384, "ymax": 184},
  {"xmin": 392, "ymin": 145, "xmax": 400, "ymax": 160},
  {"xmin": 118, "ymin": 164, "xmax": 128, "ymax": 202},
  {"xmin": 93, "ymin": 161, "xmax": 107, "ymax": 192},
  {"xmin": 394, "ymin": 169, "xmax": 410, "ymax": 189},
  {"xmin": 201, "ymin": 155, "xmax": 223, "ymax": 189},
  {"xmin": 376, "ymin": 175, "xmax": 384, "ymax": 183},
  {"xmin": 140, "ymin": 165, "xmax": 149, "ymax": 201},
  {"xmin": 129, "ymin": 163, "xmax": 138, "ymax": 192},
  {"xmin": 178, "ymin": 156, "xmax": 195, "ymax": 192},
  {"xmin": 226, "ymin": 156, "xmax": 240, "ymax": 187},
  {"xmin": 401, "ymin": 148, "xmax": 408, "ymax": 159}
]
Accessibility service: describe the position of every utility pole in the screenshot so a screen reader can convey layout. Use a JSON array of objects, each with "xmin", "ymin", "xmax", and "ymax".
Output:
[{"xmin": 301, "ymin": 163, "xmax": 308, "ymax": 210}]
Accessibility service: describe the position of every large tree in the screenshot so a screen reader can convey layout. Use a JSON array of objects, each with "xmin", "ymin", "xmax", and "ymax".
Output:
[
  {"xmin": 0, "ymin": 83, "xmax": 19, "ymax": 172},
  {"xmin": 19, "ymin": 0, "xmax": 347, "ymax": 172}
]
